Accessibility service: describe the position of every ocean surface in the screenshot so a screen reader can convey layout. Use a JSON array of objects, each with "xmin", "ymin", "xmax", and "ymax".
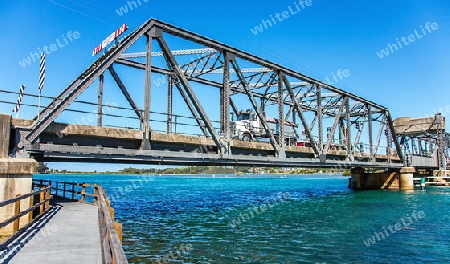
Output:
[{"xmin": 34, "ymin": 174, "xmax": 450, "ymax": 264}]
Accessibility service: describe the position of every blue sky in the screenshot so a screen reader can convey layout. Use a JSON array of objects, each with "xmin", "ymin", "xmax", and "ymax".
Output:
[{"xmin": 1, "ymin": 0, "xmax": 449, "ymax": 171}]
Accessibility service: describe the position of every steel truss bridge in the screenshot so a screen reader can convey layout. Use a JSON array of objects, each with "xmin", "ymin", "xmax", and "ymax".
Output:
[{"xmin": 3, "ymin": 19, "xmax": 447, "ymax": 168}]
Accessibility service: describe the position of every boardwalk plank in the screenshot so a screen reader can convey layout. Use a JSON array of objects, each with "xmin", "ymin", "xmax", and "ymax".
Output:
[{"xmin": 4, "ymin": 201, "xmax": 102, "ymax": 264}]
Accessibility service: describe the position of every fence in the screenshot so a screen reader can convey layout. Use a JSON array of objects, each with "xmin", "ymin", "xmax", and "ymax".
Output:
[
  {"xmin": 33, "ymin": 180, "xmax": 128, "ymax": 264},
  {"xmin": 0, "ymin": 186, "xmax": 52, "ymax": 249}
]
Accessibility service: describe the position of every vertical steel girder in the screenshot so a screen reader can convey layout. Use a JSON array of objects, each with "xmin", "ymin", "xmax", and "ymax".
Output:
[
  {"xmin": 108, "ymin": 66, "xmax": 144, "ymax": 122},
  {"xmin": 156, "ymin": 35, "xmax": 223, "ymax": 152},
  {"xmin": 220, "ymin": 79, "xmax": 224, "ymax": 133},
  {"xmin": 317, "ymin": 86, "xmax": 323, "ymax": 154},
  {"xmin": 386, "ymin": 124, "xmax": 392, "ymax": 163},
  {"xmin": 354, "ymin": 112, "xmax": 367, "ymax": 151},
  {"xmin": 230, "ymin": 59, "xmax": 280, "ymax": 156},
  {"xmin": 278, "ymin": 72, "xmax": 286, "ymax": 158},
  {"xmin": 324, "ymin": 97, "xmax": 347, "ymax": 153},
  {"xmin": 282, "ymin": 74, "xmax": 320, "ymax": 155},
  {"xmin": 367, "ymin": 105, "xmax": 374, "ymax": 161},
  {"xmin": 292, "ymin": 108, "xmax": 296, "ymax": 125},
  {"xmin": 345, "ymin": 97, "xmax": 353, "ymax": 160},
  {"xmin": 338, "ymin": 118, "xmax": 345, "ymax": 144},
  {"xmin": 260, "ymin": 98, "xmax": 265, "ymax": 113},
  {"xmin": 435, "ymin": 114, "xmax": 445, "ymax": 169},
  {"xmin": 167, "ymin": 75, "xmax": 173, "ymax": 134},
  {"xmin": 222, "ymin": 53, "xmax": 231, "ymax": 151},
  {"xmin": 141, "ymin": 31, "xmax": 154, "ymax": 150},
  {"xmin": 97, "ymin": 74, "xmax": 104, "ymax": 127}
]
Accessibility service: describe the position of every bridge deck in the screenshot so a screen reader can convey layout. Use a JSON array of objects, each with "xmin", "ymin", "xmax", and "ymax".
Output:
[{"xmin": 1, "ymin": 200, "xmax": 102, "ymax": 263}]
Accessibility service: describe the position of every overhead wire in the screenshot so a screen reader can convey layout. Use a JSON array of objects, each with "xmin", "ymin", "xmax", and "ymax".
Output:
[{"xmin": 46, "ymin": 0, "xmax": 117, "ymax": 27}]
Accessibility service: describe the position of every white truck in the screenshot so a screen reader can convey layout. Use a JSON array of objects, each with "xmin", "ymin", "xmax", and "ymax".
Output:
[{"xmin": 231, "ymin": 109, "xmax": 300, "ymax": 146}]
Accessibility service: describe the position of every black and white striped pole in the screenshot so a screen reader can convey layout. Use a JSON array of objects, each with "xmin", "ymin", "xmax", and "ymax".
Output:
[
  {"xmin": 38, "ymin": 53, "xmax": 45, "ymax": 119},
  {"xmin": 13, "ymin": 85, "xmax": 26, "ymax": 118}
]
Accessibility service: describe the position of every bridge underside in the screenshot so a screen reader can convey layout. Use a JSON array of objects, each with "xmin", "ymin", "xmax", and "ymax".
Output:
[{"xmin": 12, "ymin": 119, "xmax": 401, "ymax": 168}]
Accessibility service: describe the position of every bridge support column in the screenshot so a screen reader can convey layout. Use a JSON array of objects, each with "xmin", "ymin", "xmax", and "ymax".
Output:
[
  {"xmin": 0, "ymin": 114, "xmax": 37, "ymax": 237},
  {"xmin": 350, "ymin": 167, "xmax": 364, "ymax": 190},
  {"xmin": 351, "ymin": 167, "xmax": 401, "ymax": 190},
  {"xmin": 0, "ymin": 159, "xmax": 37, "ymax": 237},
  {"xmin": 399, "ymin": 167, "xmax": 415, "ymax": 191},
  {"xmin": 0, "ymin": 114, "xmax": 11, "ymax": 158}
]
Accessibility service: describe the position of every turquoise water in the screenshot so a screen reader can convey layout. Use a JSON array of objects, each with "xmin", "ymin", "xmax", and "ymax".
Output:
[{"xmin": 35, "ymin": 174, "xmax": 450, "ymax": 264}]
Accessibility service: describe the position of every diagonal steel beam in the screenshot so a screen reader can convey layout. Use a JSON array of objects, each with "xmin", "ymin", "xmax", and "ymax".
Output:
[
  {"xmin": 282, "ymin": 73, "xmax": 320, "ymax": 155},
  {"xmin": 156, "ymin": 35, "xmax": 222, "ymax": 151},
  {"xmin": 172, "ymin": 81, "xmax": 209, "ymax": 137},
  {"xmin": 324, "ymin": 96, "xmax": 347, "ymax": 153},
  {"xmin": 385, "ymin": 110, "xmax": 405, "ymax": 163},
  {"xmin": 373, "ymin": 116, "xmax": 386, "ymax": 159},
  {"xmin": 354, "ymin": 110, "xmax": 367, "ymax": 151},
  {"xmin": 108, "ymin": 66, "xmax": 144, "ymax": 122},
  {"xmin": 230, "ymin": 58, "xmax": 280, "ymax": 156},
  {"xmin": 230, "ymin": 98, "xmax": 239, "ymax": 116}
]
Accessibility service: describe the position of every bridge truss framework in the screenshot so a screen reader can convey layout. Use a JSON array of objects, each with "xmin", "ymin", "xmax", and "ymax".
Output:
[{"xmin": 11, "ymin": 19, "xmax": 406, "ymax": 168}]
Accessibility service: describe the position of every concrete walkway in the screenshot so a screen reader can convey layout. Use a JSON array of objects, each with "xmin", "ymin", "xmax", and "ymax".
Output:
[{"xmin": 0, "ymin": 200, "xmax": 102, "ymax": 263}]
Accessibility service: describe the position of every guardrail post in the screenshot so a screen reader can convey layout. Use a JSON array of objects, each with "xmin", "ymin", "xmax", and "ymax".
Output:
[
  {"xmin": 109, "ymin": 207, "xmax": 114, "ymax": 222},
  {"xmin": 81, "ymin": 184, "xmax": 86, "ymax": 202},
  {"xmin": 63, "ymin": 182, "xmax": 66, "ymax": 198},
  {"xmin": 114, "ymin": 222, "xmax": 123, "ymax": 243},
  {"xmin": 40, "ymin": 187, "xmax": 45, "ymax": 214},
  {"xmin": 28, "ymin": 190, "xmax": 34, "ymax": 223},
  {"xmin": 55, "ymin": 181, "xmax": 59, "ymax": 197},
  {"xmin": 45, "ymin": 187, "xmax": 51, "ymax": 210},
  {"xmin": 94, "ymin": 184, "xmax": 98, "ymax": 205},
  {"xmin": 13, "ymin": 194, "xmax": 21, "ymax": 233}
]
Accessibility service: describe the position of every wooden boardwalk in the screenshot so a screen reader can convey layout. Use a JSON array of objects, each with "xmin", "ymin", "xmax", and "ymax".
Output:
[{"xmin": 0, "ymin": 200, "xmax": 102, "ymax": 263}]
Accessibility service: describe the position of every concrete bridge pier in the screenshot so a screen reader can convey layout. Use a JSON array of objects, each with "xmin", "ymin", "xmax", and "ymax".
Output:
[
  {"xmin": 350, "ymin": 167, "xmax": 415, "ymax": 191},
  {"xmin": 399, "ymin": 167, "xmax": 415, "ymax": 190},
  {"xmin": 0, "ymin": 114, "xmax": 37, "ymax": 237}
]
